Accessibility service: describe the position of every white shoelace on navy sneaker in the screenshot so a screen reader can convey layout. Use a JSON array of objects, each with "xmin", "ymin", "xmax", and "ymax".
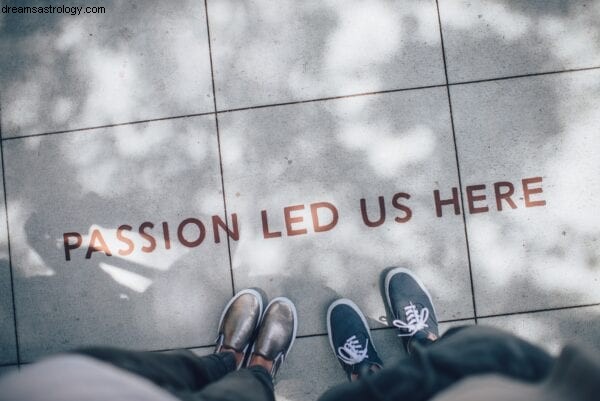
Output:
[
  {"xmin": 392, "ymin": 302, "xmax": 429, "ymax": 337},
  {"xmin": 337, "ymin": 335, "xmax": 369, "ymax": 365}
]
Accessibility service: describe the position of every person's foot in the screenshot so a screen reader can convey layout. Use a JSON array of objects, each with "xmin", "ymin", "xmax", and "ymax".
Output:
[
  {"xmin": 248, "ymin": 297, "xmax": 297, "ymax": 379},
  {"xmin": 215, "ymin": 289, "xmax": 263, "ymax": 369},
  {"xmin": 327, "ymin": 299, "xmax": 383, "ymax": 381},
  {"xmin": 384, "ymin": 267, "xmax": 439, "ymax": 354}
]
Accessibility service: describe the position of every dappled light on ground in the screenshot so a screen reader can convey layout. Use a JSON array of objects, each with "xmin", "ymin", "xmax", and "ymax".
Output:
[{"xmin": 0, "ymin": 2, "xmax": 599, "ymax": 400}]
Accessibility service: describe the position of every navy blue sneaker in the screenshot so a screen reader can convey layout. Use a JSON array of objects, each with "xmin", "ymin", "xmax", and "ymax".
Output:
[
  {"xmin": 327, "ymin": 299, "xmax": 383, "ymax": 381},
  {"xmin": 384, "ymin": 267, "xmax": 439, "ymax": 353}
]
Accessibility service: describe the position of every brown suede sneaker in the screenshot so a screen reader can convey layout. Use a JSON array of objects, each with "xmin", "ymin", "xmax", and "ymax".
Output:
[
  {"xmin": 215, "ymin": 289, "xmax": 263, "ymax": 369},
  {"xmin": 250, "ymin": 297, "xmax": 297, "ymax": 379}
]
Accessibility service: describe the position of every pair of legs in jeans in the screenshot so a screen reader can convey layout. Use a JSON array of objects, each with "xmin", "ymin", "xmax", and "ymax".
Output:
[
  {"xmin": 77, "ymin": 291, "xmax": 297, "ymax": 401},
  {"xmin": 76, "ymin": 269, "xmax": 554, "ymax": 401}
]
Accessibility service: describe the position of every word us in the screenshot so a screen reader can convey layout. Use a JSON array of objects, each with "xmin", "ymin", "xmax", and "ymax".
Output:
[{"xmin": 63, "ymin": 176, "xmax": 545, "ymax": 261}]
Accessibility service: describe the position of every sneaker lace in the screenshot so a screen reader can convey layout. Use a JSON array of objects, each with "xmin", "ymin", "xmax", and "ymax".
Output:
[
  {"xmin": 392, "ymin": 302, "xmax": 429, "ymax": 337},
  {"xmin": 337, "ymin": 335, "xmax": 369, "ymax": 365}
]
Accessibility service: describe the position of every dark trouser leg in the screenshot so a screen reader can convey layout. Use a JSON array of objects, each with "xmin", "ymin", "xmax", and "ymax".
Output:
[
  {"xmin": 318, "ymin": 325, "xmax": 555, "ymax": 401},
  {"xmin": 74, "ymin": 347, "xmax": 273, "ymax": 401},
  {"xmin": 198, "ymin": 366, "xmax": 275, "ymax": 401},
  {"xmin": 75, "ymin": 347, "xmax": 235, "ymax": 393}
]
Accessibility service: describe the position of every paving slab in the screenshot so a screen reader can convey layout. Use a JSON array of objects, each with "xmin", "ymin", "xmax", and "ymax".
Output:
[
  {"xmin": 0, "ymin": 365, "xmax": 18, "ymax": 378},
  {"xmin": 450, "ymin": 69, "xmax": 600, "ymax": 316},
  {"xmin": 0, "ymin": 0, "xmax": 213, "ymax": 138},
  {"xmin": 3, "ymin": 116, "xmax": 232, "ymax": 362},
  {"xmin": 208, "ymin": 0, "xmax": 445, "ymax": 110},
  {"xmin": 480, "ymin": 305, "xmax": 600, "ymax": 355},
  {"xmin": 277, "ymin": 321, "xmax": 474, "ymax": 401},
  {"xmin": 439, "ymin": 0, "xmax": 600, "ymax": 82},
  {"xmin": 220, "ymin": 88, "xmax": 474, "ymax": 337},
  {"xmin": 0, "ymin": 153, "xmax": 17, "ymax": 365}
]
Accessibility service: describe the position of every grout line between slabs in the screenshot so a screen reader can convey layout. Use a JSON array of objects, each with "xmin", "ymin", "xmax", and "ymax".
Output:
[
  {"xmin": 436, "ymin": 0, "xmax": 478, "ymax": 324},
  {"xmin": 203, "ymin": 0, "xmax": 235, "ymax": 297},
  {"xmin": 150, "ymin": 316, "xmax": 479, "ymax": 352},
  {"xmin": 477, "ymin": 302, "xmax": 600, "ymax": 320},
  {"xmin": 1, "ymin": 111, "xmax": 215, "ymax": 142},
  {"xmin": 0, "ymin": 104, "xmax": 21, "ymax": 365},
  {"xmin": 2, "ymin": 65, "xmax": 599, "ymax": 142},
  {"xmin": 152, "ymin": 302, "xmax": 600, "ymax": 353},
  {"xmin": 449, "ymin": 65, "xmax": 600, "ymax": 87},
  {"xmin": 209, "ymin": 66, "xmax": 600, "ymax": 115},
  {"xmin": 214, "ymin": 83, "xmax": 446, "ymax": 114}
]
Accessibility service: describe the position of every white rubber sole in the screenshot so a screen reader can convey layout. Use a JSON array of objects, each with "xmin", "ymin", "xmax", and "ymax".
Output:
[
  {"xmin": 384, "ymin": 267, "xmax": 438, "ymax": 321},
  {"xmin": 326, "ymin": 298, "xmax": 378, "ymax": 357}
]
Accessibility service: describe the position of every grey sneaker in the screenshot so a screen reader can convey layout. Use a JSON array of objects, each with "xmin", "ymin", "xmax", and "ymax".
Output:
[
  {"xmin": 384, "ymin": 267, "xmax": 439, "ymax": 354},
  {"xmin": 250, "ymin": 297, "xmax": 298, "ymax": 379},
  {"xmin": 215, "ymin": 289, "xmax": 263, "ymax": 369}
]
